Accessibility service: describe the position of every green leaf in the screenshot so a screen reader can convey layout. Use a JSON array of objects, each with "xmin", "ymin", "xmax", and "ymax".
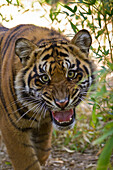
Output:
[
  {"xmin": 103, "ymin": 49, "xmax": 109, "ymax": 56},
  {"xmin": 93, "ymin": 127, "xmax": 113, "ymax": 145},
  {"xmin": 111, "ymin": 9, "xmax": 113, "ymax": 16},
  {"xmin": 105, "ymin": 121, "xmax": 113, "ymax": 129},
  {"xmin": 16, "ymin": 0, "xmax": 19, "ymax": 6},
  {"xmin": 107, "ymin": 61, "xmax": 113, "ymax": 71},
  {"xmin": 69, "ymin": 21, "xmax": 79, "ymax": 33},
  {"xmin": 92, "ymin": 103, "xmax": 97, "ymax": 124},
  {"xmin": 63, "ymin": 5, "xmax": 74, "ymax": 13},
  {"xmin": 96, "ymin": 29, "xmax": 105, "ymax": 39},
  {"xmin": 91, "ymin": 0, "xmax": 96, "ymax": 5},
  {"xmin": 5, "ymin": 161, "xmax": 12, "ymax": 165},
  {"xmin": 45, "ymin": 0, "xmax": 52, "ymax": 4},
  {"xmin": 6, "ymin": 0, "xmax": 12, "ymax": 3},
  {"xmin": 79, "ymin": 11, "xmax": 87, "ymax": 20},
  {"xmin": 98, "ymin": 12, "xmax": 101, "ymax": 28},
  {"xmin": 97, "ymin": 135, "xmax": 113, "ymax": 170},
  {"xmin": 74, "ymin": 5, "xmax": 77, "ymax": 13},
  {"xmin": 101, "ymin": 85, "xmax": 107, "ymax": 93},
  {"xmin": 78, "ymin": 0, "xmax": 96, "ymax": 5},
  {"xmin": 88, "ymin": 6, "xmax": 91, "ymax": 15},
  {"xmin": 49, "ymin": 9, "xmax": 53, "ymax": 21},
  {"xmin": 63, "ymin": 11, "xmax": 69, "ymax": 16}
]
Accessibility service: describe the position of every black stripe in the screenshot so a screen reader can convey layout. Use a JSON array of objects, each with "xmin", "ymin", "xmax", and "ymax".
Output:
[
  {"xmin": 1, "ymin": 25, "xmax": 25, "ymax": 59},
  {"xmin": 49, "ymin": 63, "xmax": 52, "ymax": 74},
  {"xmin": 23, "ymin": 68, "xmax": 29, "ymax": 74},
  {"xmin": 7, "ymin": 113, "xmax": 33, "ymax": 132},
  {"xmin": 36, "ymin": 147, "xmax": 51, "ymax": 152},
  {"xmin": 65, "ymin": 59, "xmax": 71, "ymax": 68},
  {"xmin": 59, "ymin": 51, "xmax": 68, "ymax": 57},
  {"xmin": 43, "ymin": 92, "xmax": 48, "ymax": 95},
  {"xmin": 55, "ymin": 48, "xmax": 59, "ymax": 55},
  {"xmin": 9, "ymin": 77, "xmax": 19, "ymax": 120},
  {"xmin": 76, "ymin": 59, "xmax": 81, "ymax": 68},
  {"xmin": 50, "ymin": 60, "xmax": 55, "ymax": 65},
  {"xmin": 40, "ymin": 45, "xmax": 52, "ymax": 56},
  {"xmin": 70, "ymin": 64, "xmax": 75, "ymax": 69},
  {"xmin": 81, "ymin": 80, "xmax": 89, "ymax": 84},
  {"xmin": 39, "ymin": 64, "xmax": 45, "ymax": 73},
  {"xmin": 63, "ymin": 47, "xmax": 69, "ymax": 52},
  {"xmin": 43, "ymin": 61, "xmax": 47, "ymax": 67},
  {"xmin": 25, "ymin": 160, "xmax": 39, "ymax": 170},
  {"xmin": 72, "ymin": 89, "xmax": 79, "ymax": 98},
  {"xmin": 45, "ymin": 100, "xmax": 53, "ymax": 106},
  {"xmin": 37, "ymin": 38, "xmax": 45, "ymax": 46},
  {"xmin": 83, "ymin": 65, "xmax": 89, "ymax": 75},
  {"xmin": 37, "ymin": 133, "xmax": 50, "ymax": 137},
  {"xmin": 0, "ymin": 26, "xmax": 9, "ymax": 31},
  {"xmin": 69, "ymin": 46, "xmax": 74, "ymax": 51},
  {"xmin": 33, "ymin": 64, "xmax": 38, "ymax": 74},
  {"xmin": 0, "ymin": 36, "xmax": 3, "ymax": 45},
  {"xmin": 72, "ymin": 96, "xmax": 78, "ymax": 103},
  {"xmin": 0, "ymin": 91, "xmax": 8, "ymax": 113},
  {"xmin": 32, "ymin": 139, "xmax": 47, "ymax": 144},
  {"xmin": 42, "ymin": 54, "xmax": 51, "ymax": 61},
  {"xmin": 23, "ymin": 143, "xmax": 35, "ymax": 148},
  {"xmin": 44, "ymin": 94, "xmax": 52, "ymax": 101},
  {"xmin": 28, "ymin": 71, "xmax": 32, "ymax": 86},
  {"xmin": 84, "ymin": 59, "xmax": 91, "ymax": 65},
  {"xmin": 74, "ymin": 98, "xmax": 81, "ymax": 107}
]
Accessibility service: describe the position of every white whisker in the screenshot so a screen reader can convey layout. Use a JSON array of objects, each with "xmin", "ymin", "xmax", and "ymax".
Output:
[
  {"xmin": 43, "ymin": 106, "xmax": 47, "ymax": 118},
  {"xmin": 30, "ymin": 102, "xmax": 44, "ymax": 127},
  {"xmin": 6, "ymin": 96, "xmax": 31, "ymax": 109},
  {"xmin": 29, "ymin": 102, "xmax": 42, "ymax": 121},
  {"xmin": 16, "ymin": 103, "xmax": 40, "ymax": 123},
  {"xmin": 13, "ymin": 100, "xmax": 38, "ymax": 114}
]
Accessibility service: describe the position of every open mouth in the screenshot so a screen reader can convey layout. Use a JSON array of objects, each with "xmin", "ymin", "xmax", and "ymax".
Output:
[{"xmin": 50, "ymin": 108, "xmax": 76, "ymax": 130}]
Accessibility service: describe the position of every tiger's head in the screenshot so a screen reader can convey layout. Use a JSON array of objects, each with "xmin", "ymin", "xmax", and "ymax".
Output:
[{"xmin": 15, "ymin": 29, "xmax": 95, "ymax": 131}]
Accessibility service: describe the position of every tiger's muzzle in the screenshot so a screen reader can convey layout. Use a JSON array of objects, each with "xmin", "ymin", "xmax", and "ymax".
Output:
[
  {"xmin": 50, "ymin": 108, "xmax": 76, "ymax": 131},
  {"xmin": 50, "ymin": 98, "xmax": 76, "ymax": 131}
]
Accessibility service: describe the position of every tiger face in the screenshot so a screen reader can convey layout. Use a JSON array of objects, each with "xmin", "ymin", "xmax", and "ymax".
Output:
[{"xmin": 15, "ymin": 29, "xmax": 95, "ymax": 131}]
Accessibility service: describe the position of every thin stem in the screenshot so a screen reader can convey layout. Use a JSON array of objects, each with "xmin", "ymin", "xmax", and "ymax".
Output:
[
  {"xmin": 92, "ymin": 4, "xmax": 104, "ymax": 17},
  {"xmin": 101, "ymin": 0, "xmax": 113, "ymax": 62}
]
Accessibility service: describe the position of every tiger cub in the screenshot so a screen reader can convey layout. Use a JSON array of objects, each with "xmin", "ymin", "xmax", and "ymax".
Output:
[{"xmin": 0, "ymin": 24, "xmax": 95, "ymax": 170}]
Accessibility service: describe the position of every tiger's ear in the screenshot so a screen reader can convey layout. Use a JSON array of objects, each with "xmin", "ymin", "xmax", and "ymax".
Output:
[
  {"xmin": 71, "ymin": 29, "xmax": 92, "ymax": 55},
  {"xmin": 15, "ymin": 38, "xmax": 37, "ymax": 66}
]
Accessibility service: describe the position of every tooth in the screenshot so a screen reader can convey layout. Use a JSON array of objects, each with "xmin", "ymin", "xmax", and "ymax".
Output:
[
  {"xmin": 58, "ymin": 121, "xmax": 70, "ymax": 124},
  {"xmin": 56, "ymin": 118, "xmax": 72, "ymax": 124}
]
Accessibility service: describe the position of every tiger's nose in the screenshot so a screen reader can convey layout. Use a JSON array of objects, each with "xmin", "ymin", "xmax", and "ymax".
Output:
[{"xmin": 55, "ymin": 98, "xmax": 69, "ymax": 109}]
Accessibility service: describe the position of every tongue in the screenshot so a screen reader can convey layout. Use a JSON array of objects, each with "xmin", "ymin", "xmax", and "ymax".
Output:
[{"xmin": 52, "ymin": 109, "xmax": 73, "ymax": 122}]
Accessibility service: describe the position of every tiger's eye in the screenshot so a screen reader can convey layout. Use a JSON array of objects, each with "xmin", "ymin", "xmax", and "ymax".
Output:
[
  {"xmin": 67, "ymin": 70, "xmax": 77, "ymax": 79},
  {"xmin": 40, "ymin": 74, "xmax": 49, "ymax": 83}
]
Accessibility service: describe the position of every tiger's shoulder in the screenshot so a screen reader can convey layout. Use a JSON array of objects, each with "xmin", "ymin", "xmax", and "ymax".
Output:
[
  {"xmin": 0, "ymin": 24, "xmax": 68, "ymax": 49},
  {"xmin": 0, "ymin": 24, "xmax": 9, "ymax": 45}
]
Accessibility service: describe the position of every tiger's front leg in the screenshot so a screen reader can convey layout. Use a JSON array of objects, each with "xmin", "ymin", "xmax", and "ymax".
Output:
[
  {"xmin": 1, "ymin": 116, "xmax": 41, "ymax": 170},
  {"xmin": 32, "ymin": 119, "xmax": 53, "ymax": 165}
]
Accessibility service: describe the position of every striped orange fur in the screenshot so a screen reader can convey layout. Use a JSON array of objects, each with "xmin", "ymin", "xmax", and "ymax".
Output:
[{"xmin": 0, "ymin": 24, "xmax": 95, "ymax": 170}]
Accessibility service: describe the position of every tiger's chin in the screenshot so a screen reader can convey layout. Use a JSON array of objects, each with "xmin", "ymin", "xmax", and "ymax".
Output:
[{"xmin": 50, "ymin": 108, "xmax": 76, "ymax": 131}]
